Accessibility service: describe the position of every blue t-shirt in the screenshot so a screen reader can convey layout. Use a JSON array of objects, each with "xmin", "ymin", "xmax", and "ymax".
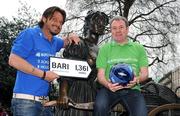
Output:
[{"xmin": 11, "ymin": 26, "xmax": 64, "ymax": 96}]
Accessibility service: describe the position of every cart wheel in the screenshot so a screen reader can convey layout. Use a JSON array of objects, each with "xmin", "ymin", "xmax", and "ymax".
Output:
[{"xmin": 148, "ymin": 103, "xmax": 180, "ymax": 116}]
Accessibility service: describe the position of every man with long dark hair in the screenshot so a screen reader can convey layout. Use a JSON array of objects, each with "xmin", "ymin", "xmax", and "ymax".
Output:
[{"xmin": 8, "ymin": 6, "xmax": 79, "ymax": 116}]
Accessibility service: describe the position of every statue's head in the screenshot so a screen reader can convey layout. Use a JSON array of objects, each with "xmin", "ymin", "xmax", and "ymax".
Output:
[{"xmin": 83, "ymin": 10, "xmax": 109, "ymax": 44}]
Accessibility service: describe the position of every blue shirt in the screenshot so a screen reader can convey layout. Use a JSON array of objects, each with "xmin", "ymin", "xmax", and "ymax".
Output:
[{"xmin": 11, "ymin": 26, "xmax": 64, "ymax": 96}]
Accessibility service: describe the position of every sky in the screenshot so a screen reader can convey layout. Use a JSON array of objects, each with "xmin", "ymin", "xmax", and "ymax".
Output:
[{"xmin": 0, "ymin": 0, "xmax": 67, "ymax": 19}]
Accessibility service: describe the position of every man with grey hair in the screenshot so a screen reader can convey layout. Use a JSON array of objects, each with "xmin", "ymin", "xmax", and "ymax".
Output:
[{"xmin": 93, "ymin": 16, "xmax": 148, "ymax": 116}]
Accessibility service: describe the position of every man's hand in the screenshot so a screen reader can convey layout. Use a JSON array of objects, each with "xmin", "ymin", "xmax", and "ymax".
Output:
[
  {"xmin": 44, "ymin": 71, "xmax": 59, "ymax": 82},
  {"xmin": 67, "ymin": 33, "xmax": 80, "ymax": 44},
  {"xmin": 63, "ymin": 33, "xmax": 80, "ymax": 46},
  {"xmin": 107, "ymin": 82, "xmax": 124, "ymax": 92},
  {"xmin": 124, "ymin": 77, "xmax": 138, "ymax": 88}
]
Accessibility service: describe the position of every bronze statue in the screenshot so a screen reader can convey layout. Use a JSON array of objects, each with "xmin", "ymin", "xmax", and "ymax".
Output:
[{"xmin": 45, "ymin": 10, "xmax": 109, "ymax": 116}]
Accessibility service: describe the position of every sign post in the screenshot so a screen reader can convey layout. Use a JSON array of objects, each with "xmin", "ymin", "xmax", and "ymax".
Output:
[{"xmin": 49, "ymin": 57, "xmax": 92, "ymax": 78}]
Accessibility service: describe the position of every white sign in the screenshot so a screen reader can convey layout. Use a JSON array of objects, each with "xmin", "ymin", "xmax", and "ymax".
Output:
[{"xmin": 49, "ymin": 57, "xmax": 92, "ymax": 78}]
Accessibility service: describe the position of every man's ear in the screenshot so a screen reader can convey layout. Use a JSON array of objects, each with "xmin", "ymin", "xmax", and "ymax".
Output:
[
  {"xmin": 42, "ymin": 16, "xmax": 47, "ymax": 23},
  {"xmin": 126, "ymin": 27, "xmax": 129, "ymax": 33}
]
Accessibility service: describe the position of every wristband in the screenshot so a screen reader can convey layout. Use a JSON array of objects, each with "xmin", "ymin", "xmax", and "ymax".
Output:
[{"xmin": 42, "ymin": 71, "xmax": 46, "ymax": 80}]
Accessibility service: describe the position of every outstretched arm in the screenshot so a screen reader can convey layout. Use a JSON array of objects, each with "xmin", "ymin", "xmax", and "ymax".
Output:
[{"xmin": 8, "ymin": 53, "xmax": 59, "ymax": 82}]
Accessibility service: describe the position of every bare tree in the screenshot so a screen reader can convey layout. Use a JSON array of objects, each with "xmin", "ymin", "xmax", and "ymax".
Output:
[{"xmin": 65, "ymin": 0, "xmax": 180, "ymax": 79}]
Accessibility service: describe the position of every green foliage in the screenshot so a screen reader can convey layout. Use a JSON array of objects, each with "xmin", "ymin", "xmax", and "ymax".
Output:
[
  {"xmin": 0, "ymin": 3, "xmax": 38, "ymax": 107},
  {"xmin": 0, "ymin": 17, "xmax": 17, "ymax": 107}
]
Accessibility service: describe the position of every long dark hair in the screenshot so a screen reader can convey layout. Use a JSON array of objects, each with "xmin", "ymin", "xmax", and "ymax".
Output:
[{"xmin": 38, "ymin": 6, "xmax": 66, "ymax": 28}]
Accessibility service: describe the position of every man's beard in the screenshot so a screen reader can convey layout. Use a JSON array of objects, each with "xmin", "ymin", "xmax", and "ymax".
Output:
[{"xmin": 50, "ymin": 31, "xmax": 58, "ymax": 36}]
